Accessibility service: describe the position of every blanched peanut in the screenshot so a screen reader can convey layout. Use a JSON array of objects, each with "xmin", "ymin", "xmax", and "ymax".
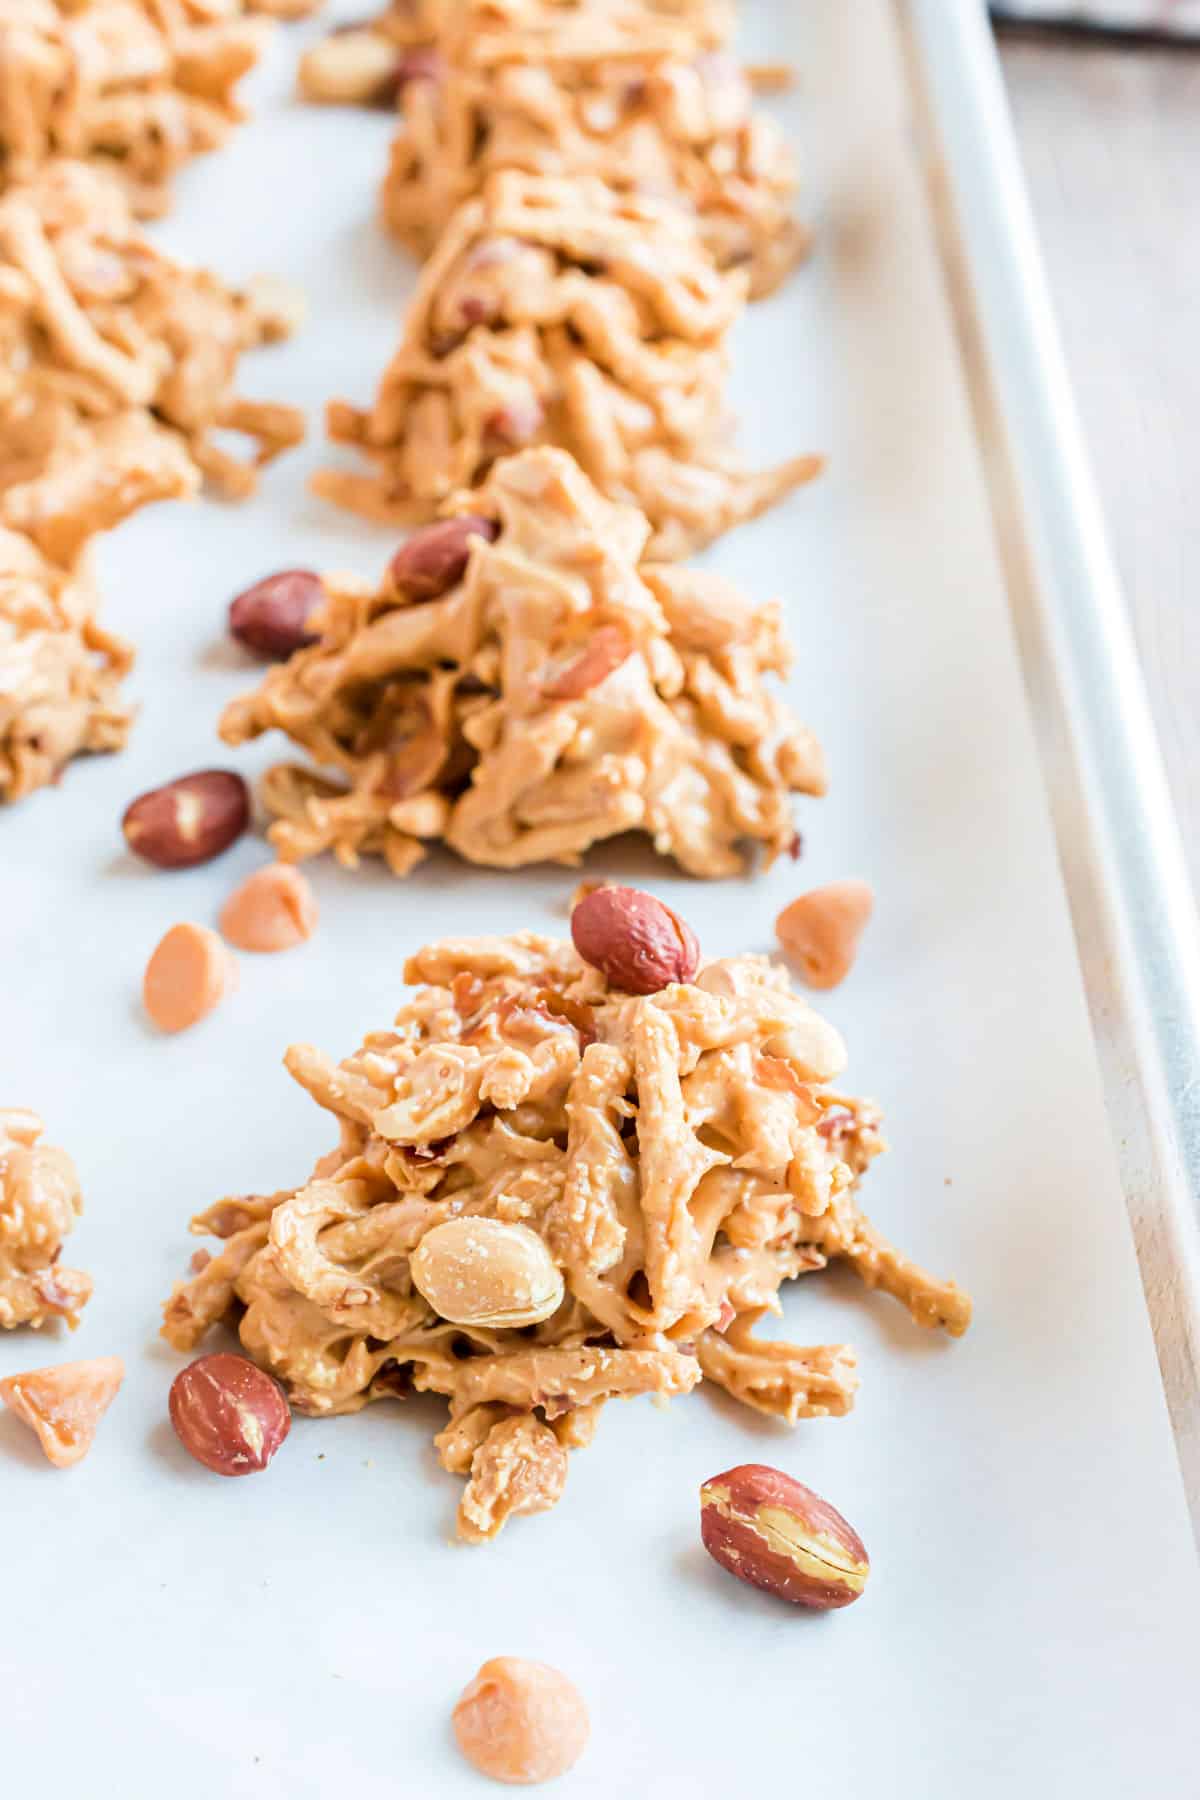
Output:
[
  {"xmin": 0, "ymin": 1356, "xmax": 124, "ymax": 1468},
  {"xmin": 143, "ymin": 923, "xmax": 237, "ymax": 1033},
  {"xmin": 452, "ymin": 1657, "xmax": 589, "ymax": 1786},
  {"xmin": 298, "ymin": 28, "xmax": 400, "ymax": 104},
  {"xmin": 220, "ymin": 864, "xmax": 318, "ymax": 953},
  {"xmin": 775, "ymin": 880, "xmax": 874, "ymax": 990},
  {"xmin": 411, "ymin": 1218, "xmax": 564, "ymax": 1328}
]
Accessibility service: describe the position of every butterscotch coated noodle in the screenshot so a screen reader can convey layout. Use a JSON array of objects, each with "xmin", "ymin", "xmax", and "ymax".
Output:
[
  {"xmin": 314, "ymin": 170, "xmax": 819, "ymax": 557},
  {"xmin": 224, "ymin": 448, "xmax": 825, "ymax": 878},
  {"xmin": 0, "ymin": 526, "xmax": 133, "ymax": 802},
  {"xmin": 244, "ymin": 0, "xmax": 325, "ymax": 15},
  {"xmin": 382, "ymin": 0, "xmax": 805, "ymax": 299},
  {"xmin": 0, "ymin": 1108, "xmax": 92, "ymax": 1330},
  {"xmin": 0, "ymin": 0, "xmax": 270, "ymax": 218},
  {"xmin": 161, "ymin": 928, "xmax": 970, "ymax": 1541},
  {"xmin": 297, "ymin": 0, "xmax": 732, "ymax": 107},
  {"xmin": 0, "ymin": 159, "xmax": 304, "ymax": 561}
]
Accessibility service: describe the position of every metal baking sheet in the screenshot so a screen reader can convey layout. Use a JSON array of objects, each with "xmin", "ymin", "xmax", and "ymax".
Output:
[
  {"xmin": 904, "ymin": 0, "xmax": 1200, "ymax": 1516},
  {"xmin": 2, "ymin": 3, "xmax": 1197, "ymax": 1793}
]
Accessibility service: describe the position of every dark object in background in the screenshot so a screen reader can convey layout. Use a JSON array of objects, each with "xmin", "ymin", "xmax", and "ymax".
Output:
[{"xmin": 991, "ymin": 2, "xmax": 1200, "ymax": 40}]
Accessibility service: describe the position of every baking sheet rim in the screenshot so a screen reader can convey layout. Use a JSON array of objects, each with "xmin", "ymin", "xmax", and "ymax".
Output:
[{"xmin": 900, "ymin": 0, "xmax": 1200, "ymax": 1534}]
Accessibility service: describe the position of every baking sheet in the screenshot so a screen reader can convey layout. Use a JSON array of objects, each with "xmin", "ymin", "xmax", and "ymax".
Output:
[
  {"xmin": 2, "ymin": 3, "xmax": 1197, "ymax": 1793},
  {"xmin": 906, "ymin": 0, "xmax": 1200, "ymax": 1509}
]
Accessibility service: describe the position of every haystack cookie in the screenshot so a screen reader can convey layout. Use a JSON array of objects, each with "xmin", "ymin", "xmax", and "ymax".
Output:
[
  {"xmin": 227, "ymin": 448, "xmax": 826, "ymax": 878},
  {"xmin": 162, "ymin": 895, "xmax": 969, "ymax": 1540},
  {"xmin": 0, "ymin": 159, "xmax": 304, "ymax": 564},
  {"xmin": 314, "ymin": 169, "xmax": 818, "ymax": 558}
]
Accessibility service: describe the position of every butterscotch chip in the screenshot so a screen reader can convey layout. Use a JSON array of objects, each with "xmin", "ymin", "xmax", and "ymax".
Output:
[
  {"xmin": 775, "ymin": 880, "xmax": 874, "ymax": 990},
  {"xmin": 0, "ymin": 1356, "xmax": 124, "ymax": 1468},
  {"xmin": 143, "ymin": 923, "xmax": 237, "ymax": 1033},
  {"xmin": 219, "ymin": 864, "xmax": 318, "ymax": 953},
  {"xmin": 452, "ymin": 1657, "xmax": 589, "ymax": 1785}
]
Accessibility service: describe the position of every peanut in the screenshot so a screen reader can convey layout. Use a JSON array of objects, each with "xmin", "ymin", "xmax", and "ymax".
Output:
[
  {"xmin": 219, "ymin": 863, "xmax": 318, "ymax": 953},
  {"xmin": 410, "ymin": 1218, "xmax": 564, "ymax": 1329},
  {"xmin": 570, "ymin": 885, "xmax": 700, "ymax": 994},
  {"xmin": 700, "ymin": 1462, "xmax": 869, "ymax": 1609},
  {"xmin": 387, "ymin": 515, "xmax": 498, "ymax": 602},
  {"xmin": 228, "ymin": 569, "xmax": 324, "ymax": 659},
  {"xmin": 464, "ymin": 235, "xmax": 522, "ymax": 273},
  {"xmin": 297, "ymin": 29, "xmax": 401, "ymax": 104},
  {"xmin": 542, "ymin": 625, "xmax": 632, "ymax": 700},
  {"xmin": 142, "ymin": 923, "xmax": 237, "ymax": 1034},
  {"xmin": 484, "ymin": 395, "xmax": 545, "ymax": 447},
  {"xmin": 0, "ymin": 1356, "xmax": 124, "ymax": 1468},
  {"xmin": 775, "ymin": 880, "xmax": 874, "ymax": 989},
  {"xmin": 169, "ymin": 1352, "xmax": 291, "ymax": 1477},
  {"xmin": 122, "ymin": 770, "xmax": 250, "ymax": 869},
  {"xmin": 374, "ymin": 46, "xmax": 443, "ymax": 107},
  {"xmin": 452, "ymin": 1657, "xmax": 589, "ymax": 1786}
]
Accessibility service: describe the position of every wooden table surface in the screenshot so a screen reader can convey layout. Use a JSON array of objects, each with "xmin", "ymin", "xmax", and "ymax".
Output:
[{"xmin": 996, "ymin": 28, "xmax": 1200, "ymax": 894}]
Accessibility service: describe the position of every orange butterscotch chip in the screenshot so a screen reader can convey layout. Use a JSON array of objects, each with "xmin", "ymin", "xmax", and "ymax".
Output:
[
  {"xmin": 0, "ymin": 1356, "xmax": 124, "ymax": 1467},
  {"xmin": 453, "ymin": 1657, "xmax": 589, "ymax": 1786},
  {"xmin": 775, "ymin": 880, "xmax": 874, "ymax": 990},
  {"xmin": 219, "ymin": 863, "xmax": 318, "ymax": 953},
  {"xmin": 143, "ymin": 923, "xmax": 237, "ymax": 1033}
]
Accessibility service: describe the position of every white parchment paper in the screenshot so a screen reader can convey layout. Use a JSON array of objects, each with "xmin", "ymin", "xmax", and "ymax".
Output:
[{"xmin": 1, "ymin": 4, "xmax": 1196, "ymax": 1793}]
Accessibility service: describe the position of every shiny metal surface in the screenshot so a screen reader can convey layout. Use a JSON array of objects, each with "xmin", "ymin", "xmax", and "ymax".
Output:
[{"xmin": 903, "ymin": 0, "xmax": 1200, "ymax": 1526}]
